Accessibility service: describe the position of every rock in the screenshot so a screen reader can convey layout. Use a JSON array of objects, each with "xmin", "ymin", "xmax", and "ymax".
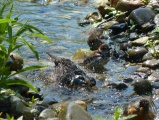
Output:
[
  {"xmin": 142, "ymin": 52, "xmax": 154, "ymax": 61},
  {"xmin": 123, "ymin": 98, "xmax": 155, "ymax": 120},
  {"xmin": 58, "ymin": 102, "xmax": 92, "ymax": 120},
  {"xmin": 122, "ymin": 78, "xmax": 133, "ymax": 83},
  {"xmin": 39, "ymin": 109, "xmax": 57, "ymax": 118},
  {"xmin": 109, "ymin": 23, "xmax": 127, "ymax": 34},
  {"xmin": 120, "ymin": 42, "xmax": 132, "ymax": 51},
  {"xmin": 148, "ymin": 71, "xmax": 159, "ymax": 82},
  {"xmin": 129, "ymin": 32, "xmax": 139, "ymax": 40},
  {"xmin": 142, "ymin": 59, "xmax": 159, "ymax": 69},
  {"xmin": 43, "ymin": 96, "xmax": 58, "ymax": 105},
  {"xmin": 132, "ymin": 37, "xmax": 149, "ymax": 46},
  {"xmin": 10, "ymin": 96, "xmax": 33, "ymax": 120},
  {"xmin": 74, "ymin": 100, "xmax": 87, "ymax": 111},
  {"xmin": 6, "ymin": 52, "xmax": 24, "ymax": 71},
  {"xmin": 128, "ymin": 8, "xmax": 156, "ymax": 30},
  {"xmin": 103, "ymin": 21, "xmax": 118, "ymax": 30},
  {"xmin": 0, "ymin": 100, "xmax": 11, "ymax": 113},
  {"xmin": 133, "ymin": 79, "xmax": 152, "ymax": 95},
  {"xmin": 98, "ymin": 5, "xmax": 115, "ymax": 18},
  {"xmin": 125, "ymin": 47, "xmax": 148, "ymax": 62},
  {"xmin": 135, "ymin": 67, "xmax": 150, "ymax": 73},
  {"xmin": 154, "ymin": 14, "xmax": 159, "ymax": 26},
  {"xmin": 106, "ymin": 82, "xmax": 128, "ymax": 90},
  {"xmin": 85, "ymin": 12, "xmax": 102, "ymax": 23},
  {"xmin": 110, "ymin": 0, "xmax": 144, "ymax": 12}
]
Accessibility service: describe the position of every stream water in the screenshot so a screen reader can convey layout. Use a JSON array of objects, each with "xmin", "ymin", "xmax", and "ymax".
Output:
[{"xmin": 13, "ymin": 0, "xmax": 159, "ymax": 119}]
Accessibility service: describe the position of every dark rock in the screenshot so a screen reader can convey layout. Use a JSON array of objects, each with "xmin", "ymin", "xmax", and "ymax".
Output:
[
  {"xmin": 10, "ymin": 96, "xmax": 33, "ymax": 120},
  {"xmin": 142, "ymin": 59, "xmax": 159, "ymax": 69},
  {"xmin": 120, "ymin": 42, "xmax": 132, "ymax": 51},
  {"xmin": 128, "ymin": 8, "xmax": 156, "ymax": 31},
  {"xmin": 107, "ymin": 82, "xmax": 128, "ymax": 90},
  {"xmin": 0, "ymin": 100, "xmax": 11, "ymax": 114},
  {"xmin": 109, "ymin": 23, "xmax": 127, "ymax": 34},
  {"xmin": 34, "ymin": 105, "xmax": 46, "ymax": 113},
  {"xmin": 129, "ymin": 32, "xmax": 139, "ymax": 40},
  {"xmin": 123, "ymin": 78, "xmax": 133, "ymax": 83},
  {"xmin": 133, "ymin": 79, "xmax": 152, "ymax": 95},
  {"xmin": 125, "ymin": 47, "xmax": 148, "ymax": 62}
]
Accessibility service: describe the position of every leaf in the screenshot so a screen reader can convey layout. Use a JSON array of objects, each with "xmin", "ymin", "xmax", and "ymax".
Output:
[
  {"xmin": 6, "ymin": 79, "xmax": 38, "ymax": 92},
  {"xmin": 18, "ymin": 37, "xmax": 39, "ymax": 60},
  {"xmin": 10, "ymin": 65, "xmax": 46, "ymax": 76},
  {"xmin": 31, "ymin": 33, "xmax": 52, "ymax": 43},
  {"xmin": 16, "ymin": 22, "xmax": 43, "ymax": 34},
  {"xmin": 0, "ymin": 19, "xmax": 14, "ymax": 24}
]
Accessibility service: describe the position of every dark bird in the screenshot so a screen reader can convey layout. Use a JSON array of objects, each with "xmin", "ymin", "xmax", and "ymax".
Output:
[
  {"xmin": 87, "ymin": 28, "xmax": 106, "ymax": 50},
  {"xmin": 47, "ymin": 52, "xmax": 96, "ymax": 88},
  {"xmin": 83, "ymin": 44, "xmax": 110, "ymax": 72},
  {"xmin": 123, "ymin": 98, "xmax": 155, "ymax": 120}
]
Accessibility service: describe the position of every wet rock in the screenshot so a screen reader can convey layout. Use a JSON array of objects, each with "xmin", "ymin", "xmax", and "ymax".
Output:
[
  {"xmin": 125, "ymin": 47, "xmax": 148, "ymax": 62},
  {"xmin": 128, "ymin": 8, "xmax": 156, "ymax": 31},
  {"xmin": 120, "ymin": 42, "xmax": 132, "ymax": 51},
  {"xmin": 98, "ymin": 5, "xmax": 115, "ymax": 18},
  {"xmin": 34, "ymin": 105, "xmax": 47, "ymax": 113},
  {"xmin": 43, "ymin": 96, "xmax": 58, "ymax": 105},
  {"xmin": 133, "ymin": 79, "xmax": 152, "ymax": 95},
  {"xmin": 58, "ymin": 103, "xmax": 92, "ymax": 120},
  {"xmin": 87, "ymin": 28, "xmax": 105, "ymax": 50},
  {"xmin": 0, "ymin": 100, "xmax": 11, "ymax": 114},
  {"xmin": 135, "ymin": 67, "xmax": 150, "ymax": 73},
  {"xmin": 31, "ymin": 108, "xmax": 40, "ymax": 117},
  {"xmin": 6, "ymin": 52, "xmax": 24, "ymax": 71},
  {"xmin": 103, "ymin": 21, "xmax": 118, "ymax": 30},
  {"xmin": 39, "ymin": 109, "xmax": 57, "ymax": 118},
  {"xmin": 122, "ymin": 77, "xmax": 133, "ymax": 83},
  {"xmin": 132, "ymin": 37, "xmax": 149, "ymax": 46},
  {"xmin": 154, "ymin": 14, "xmax": 159, "ymax": 26},
  {"xmin": 142, "ymin": 52, "xmax": 154, "ymax": 61},
  {"xmin": 110, "ymin": 35, "xmax": 129, "ymax": 43},
  {"xmin": 123, "ymin": 98, "xmax": 155, "ymax": 120},
  {"xmin": 47, "ymin": 53, "xmax": 96, "ymax": 88},
  {"xmin": 110, "ymin": 0, "xmax": 144, "ymax": 12},
  {"xmin": 74, "ymin": 100, "xmax": 87, "ymax": 111},
  {"xmin": 148, "ymin": 71, "xmax": 159, "ymax": 82},
  {"xmin": 109, "ymin": 23, "xmax": 127, "ymax": 34},
  {"xmin": 107, "ymin": 82, "xmax": 128, "ymax": 90},
  {"xmin": 129, "ymin": 32, "xmax": 139, "ymax": 40},
  {"xmin": 142, "ymin": 59, "xmax": 159, "ymax": 69},
  {"xmin": 85, "ymin": 12, "xmax": 102, "ymax": 23},
  {"xmin": 10, "ymin": 96, "xmax": 33, "ymax": 120}
]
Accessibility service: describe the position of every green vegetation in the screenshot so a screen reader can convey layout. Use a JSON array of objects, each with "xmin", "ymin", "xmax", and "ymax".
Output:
[
  {"xmin": 96, "ymin": 107, "xmax": 136, "ymax": 120},
  {"xmin": 0, "ymin": 1, "xmax": 51, "ymax": 93}
]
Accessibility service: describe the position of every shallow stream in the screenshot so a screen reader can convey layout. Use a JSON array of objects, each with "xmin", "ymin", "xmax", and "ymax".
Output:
[{"xmin": 13, "ymin": 0, "xmax": 159, "ymax": 119}]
